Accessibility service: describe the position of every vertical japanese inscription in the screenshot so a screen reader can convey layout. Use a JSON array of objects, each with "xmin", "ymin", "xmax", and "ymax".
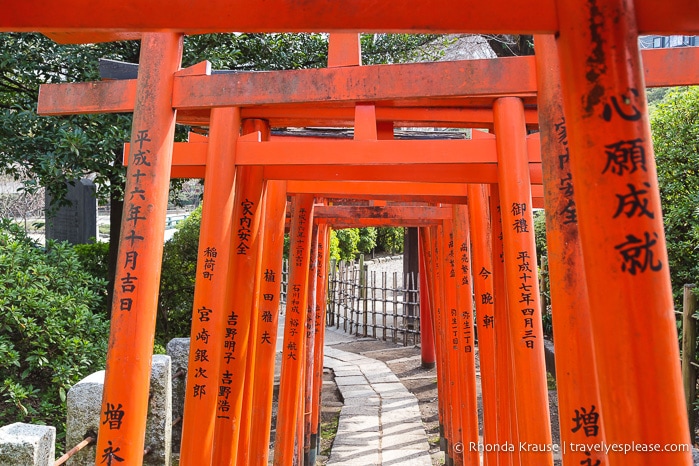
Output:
[
  {"xmin": 517, "ymin": 250, "xmax": 536, "ymax": 349},
  {"xmin": 259, "ymin": 267, "xmax": 277, "ymax": 346},
  {"xmin": 118, "ymin": 129, "xmax": 151, "ymax": 315},
  {"xmin": 237, "ymin": 199, "xmax": 254, "ymax": 255},
  {"xmin": 216, "ymin": 310, "xmax": 238, "ymax": 418},
  {"xmin": 555, "ymin": 118, "xmax": 578, "ymax": 225},
  {"xmin": 458, "ymin": 239, "xmax": 473, "ymax": 353},
  {"xmin": 599, "ymin": 92, "xmax": 662, "ymax": 275}
]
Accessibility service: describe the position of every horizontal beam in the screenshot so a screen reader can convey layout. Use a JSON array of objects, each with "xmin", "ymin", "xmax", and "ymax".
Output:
[
  {"xmin": 286, "ymin": 180, "xmax": 468, "ymax": 199},
  {"xmin": 287, "ymin": 180, "xmax": 543, "ymax": 202},
  {"xmin": 3, "ymin": 0, "xmax": 697, "ymax": 36},
  {"xmin": 38, "ymin": 47, "xmax": 699, "ymax": 123},
  {"xmin": 125, "ymin": 134, "xmax": 541, "ymax": 175},
  {"xmin": 236, "ymin": 137, "xmax": 541, "ymax": 165},
  {"xmin": 314, "ymin": 205, "xmax": 452, "ymax": 221},
  {"xmin": 173, "ymin": 58, "xmax": 536, "ymax": 109},
  {"xmin": 264, "ymin": 163, "xmax": 543, "ymax": 184}
]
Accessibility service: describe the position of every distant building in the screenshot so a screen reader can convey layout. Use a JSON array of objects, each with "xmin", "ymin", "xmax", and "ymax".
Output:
[{"xmin": 639, "ymin": 35, "xmax": 697, "ymax": 49}]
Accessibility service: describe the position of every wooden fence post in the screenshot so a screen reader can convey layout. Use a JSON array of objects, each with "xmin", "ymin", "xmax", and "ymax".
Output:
[{"xmin": 683, "ymin": 284, "xmax": 697, "ymax": 445}]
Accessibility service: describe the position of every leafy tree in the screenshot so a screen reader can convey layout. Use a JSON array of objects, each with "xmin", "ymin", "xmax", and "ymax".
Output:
[
  {"xmin": 0, "ymin": 220, "xmax": 109, "ymax": 445},
  {"xmin": 0, "ymin": 32, "xmax": 440, "ymax": 303},
  {"xmin": 483, "ymin": 34, "xmax": 534, "ymax": 57},
  {"xmin": 334, "ymin": 228, "xmax": 361, "ymax": 261},
  {"xmin": 377, "ymin": 227, "xmax": 405, "ymax": 254},
  {"xmin": 651, "ymin": 86, "xmax": 699, "ymax": 304},
  {"xmin": 357, "ymin": 227, "xmax": 377, "ymax": 255}
]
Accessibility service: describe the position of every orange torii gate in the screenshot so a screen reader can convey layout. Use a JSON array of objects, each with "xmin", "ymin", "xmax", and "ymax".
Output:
[{"xmin": 7, "ymin": 2, "xmax": 698, "ymax": 464}]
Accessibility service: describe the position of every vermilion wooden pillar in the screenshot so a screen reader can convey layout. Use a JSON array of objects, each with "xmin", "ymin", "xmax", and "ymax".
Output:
[
  {"xmin": 274, "ymin": 194, "xmax": 316, "ymax": 466},
  {"xmin": 236, "ymin": 119, "xmax": 271, "ymax": 466},
  {"xmin": 466, "ymin": 184, "xmax": 498, "ymax": 466},
  {"xmin": 418, "ymin": 229, "xmax": 437, "ymax": 369},
  {"xmin": 96, "ymin": 33, "xmax": 182, "ymax": 466},
  {"xmin": 212, "ymin": 161, "xmax": 265, "ymax": 465},
  {"xmin": 309, "ymin": 224, "xmax": 331, "ymax": 463},
  {"xmin": 556, "ymin": 1, "xmax": 692, "ymax": 463},
  {"xmin": 441, "ymin": 219, "xmax": 463, "ymax": 465},
  {"xmin": 421, "ymin": 226, "xmax": 448, "ymax": 457},
  {"xmin": 249, "ymin": 180, "xmax": 288, "ymax": 466},
  {"xmin": 303, "ymin": 224, "xmax": 320, "ymax": 464},
  {"xmin": 495, "ymin": 97, "xmax": 553, "ymax": 466},
  {"xmin": 490, "ymin": 186, "xmax": 518, "ymax": 466},
  {"xmin": 180, "ymin": 108, "xmax": 240, "ymax": 464},
  {"xmin": 451, "ymin": 204, "xmax": 480, "ymax": 466},
  {"xmin": 432, "ymin": 224, "xmax": 453, "ymax": 462},
  {"xmin": 534, "ymin": 34, "xmax": 607, "ymax": 466}
]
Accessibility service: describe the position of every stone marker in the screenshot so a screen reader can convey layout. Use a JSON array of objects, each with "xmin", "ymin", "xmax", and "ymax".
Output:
[
  {"xmin": 166, "ymin": 338, "xmax": 189, "ymax": 453},
  {"xmin": 0, "ymin": 423, "xmax": 55, "ymax": 466},
  {"xmin": 65, "ymin": 355, "xmax": 171, "ymax": 465},
  {"xmin": 45, "ymin": 178, "xmax": 97, "ymax": 245}
]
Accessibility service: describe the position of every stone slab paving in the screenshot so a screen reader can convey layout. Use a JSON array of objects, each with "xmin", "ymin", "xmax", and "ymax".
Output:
[{"xmin": 324, "ymin": 346, "xmax": 432, "ymax": 466}]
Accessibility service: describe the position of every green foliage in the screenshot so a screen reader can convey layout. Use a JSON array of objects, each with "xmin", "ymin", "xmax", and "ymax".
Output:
[
  {"xmin": 157, "ymin": 207, "xmax": 202, "ymax": 344},
  {"xmin": 360, "ymin": 34, "xmax": 442, "ymax": 64},
  {"xmin": 651, "ymin": 86, "xmax": 699, "ymax": 305},
  {"xmin": 533, "ymin": 210, "xmax": 547, "ymax": 264},
  {"xmin": 332, "ymin": 226, "xmax": 405, "ymax": 261},
  {"xmin": 0, "ymin": 220, "xmax": 109, "ymax": 443},
  {"xmin": 334, "ymin": 228, "xmax": 361, "ymax": 261},
  {"xmin": 0, "ymin": 33, "xmax": 138, "ymax": 207},
  {"xmin": 73, "ymin": 241, "xmax": 110, "ymax": 286},
  {"xmin": 377, "ymin": 227, "xmax": 405, "ymax": 254},
  {"xmin": 329, "ymin": 230, "xmax": 341, "ymax": 261},
  {"xmin": 357, "ymin": 227, "xmax": 377, "ymax": 255}
]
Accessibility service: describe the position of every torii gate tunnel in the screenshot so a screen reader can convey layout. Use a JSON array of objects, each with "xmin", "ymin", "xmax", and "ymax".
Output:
[{"xmin": 5, "ymin": 1, "xmax": 699, "ymax": 464}]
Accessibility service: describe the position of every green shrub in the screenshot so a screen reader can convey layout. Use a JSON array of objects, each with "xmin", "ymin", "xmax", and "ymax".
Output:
[
  {"xmin": 0, "ymin": 220, "xmax": 109, "ymax": 444},
  {"xmin": 157, "ymin": 206, "xmax": 201, "ymax": 344}
]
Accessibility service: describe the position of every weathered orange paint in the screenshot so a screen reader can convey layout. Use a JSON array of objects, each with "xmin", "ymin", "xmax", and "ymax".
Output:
[
  {"xmin": 303, "ymin": 225, "xmax": 319, "ymax": 462},
  {"xmin": 274, "ymin": 194, "xmax": 316, "ymax": 465},
  {"xmin": 211, "ymin": 163, "xmax": 265, "ymax": 465},
  {"xmin": 96, "ymin": 32, "xmax": 183, "ymax": 466},
  {"xmin": 38, "ymin": 47, "xmax": 698, "ymax": 123},
  {"xmin": 418, "ymin": 228, "xmax": 436, "ymax": 368},
  {"xmin": 535, "ymin": 34, "xmax": 608, "ymax": 466},
  {"xmin": 6, "ymin": 0, "xmax": 698, "ymax": 35},
  {"xmin": 310, "ymin": 225, "xmax": 331, "ymax": 458},
  {"xmin": 451, "ymin": 205, "xmax": 480, "ymax": 466},
  {"xmin": 179, "ymin": 107, "xmax": 240, "ymax": 465},
  {"xmin": 467, "ymin": 184, "xmax": 498, "ymax": 466},
  {"xmin": 248, "ymin": 180, "xmax": 288, "ymax": 466},
  {"xmin": 420, "ymin": 226, "xmax": 448, "ymax": 455},
  {"xmin": 556, "ymin": 0, "xmax": 693, "ymax": 462},
  {"xmin": 441, "ymin": 219, "xmax": 463, "ymax": 464}
]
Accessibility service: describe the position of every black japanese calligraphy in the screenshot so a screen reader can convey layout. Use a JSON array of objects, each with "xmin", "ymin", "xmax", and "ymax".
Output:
[
  {"xmin": 102, "ymin": 403, "xmax": 125, "ymax": 430},
  {"xmin": 615, "ymin": 232, "xmax": 663, "ymax": 274}
]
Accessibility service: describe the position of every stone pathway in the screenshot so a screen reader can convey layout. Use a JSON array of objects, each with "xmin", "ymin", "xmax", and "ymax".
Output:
[{"xmin": 323, "ymin": 346, "xmax": 432, "ymax": 466}]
